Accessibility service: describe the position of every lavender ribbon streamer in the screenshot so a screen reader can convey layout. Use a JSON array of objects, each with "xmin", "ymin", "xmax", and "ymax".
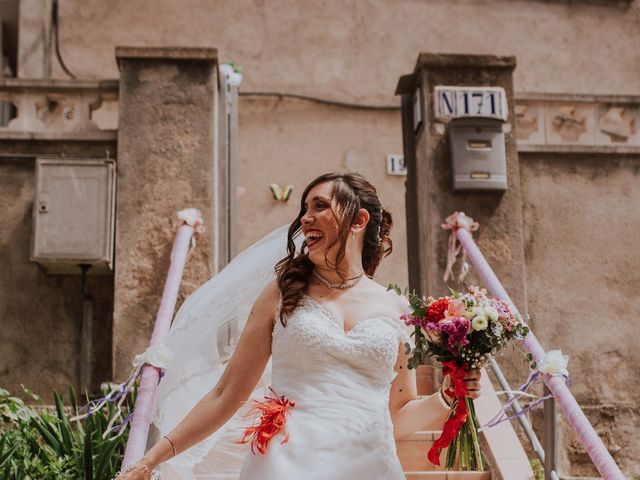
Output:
[
  {"xmin": 481, "ymin": 370, "xmax": 572, "ymax": 430},
  {"xmin": 70, "ymin": 362, "xmax": 164, "ymax": 438}
]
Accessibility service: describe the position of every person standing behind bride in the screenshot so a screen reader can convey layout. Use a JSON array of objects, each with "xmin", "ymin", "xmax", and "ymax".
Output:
[{"xmin": 117, "ymin": 172, "xmax": 481, "ymax": 479}]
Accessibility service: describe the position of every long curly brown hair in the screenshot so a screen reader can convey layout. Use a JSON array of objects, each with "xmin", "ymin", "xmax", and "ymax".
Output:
[{"xmin": 275, "ymin": 172, "xmax": 393, "ymax": 326}]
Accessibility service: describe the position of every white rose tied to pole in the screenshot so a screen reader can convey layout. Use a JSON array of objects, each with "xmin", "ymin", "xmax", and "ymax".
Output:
[{"xmin": 538, "ymin": 349, "xmax": 570, "ymax": 377}]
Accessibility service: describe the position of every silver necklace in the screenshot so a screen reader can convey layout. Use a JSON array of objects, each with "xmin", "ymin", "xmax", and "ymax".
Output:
[{"xmin": 312, "ymin": 269, "xmax": 364, "ymax": 289}]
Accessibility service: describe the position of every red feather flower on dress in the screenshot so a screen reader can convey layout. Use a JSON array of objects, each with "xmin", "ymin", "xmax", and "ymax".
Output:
[{"xmin": 238, "ymin": 387, "xmax": 295, "ymax": 455}]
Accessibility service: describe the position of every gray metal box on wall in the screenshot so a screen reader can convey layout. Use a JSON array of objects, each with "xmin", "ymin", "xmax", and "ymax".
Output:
[
  {"xmin": 31, "ymin": 158, "xmax": 116, "ymax": 274},
  {"xmin": 449, "ymin": 117, "xmax": 507, "ymax": 191}
]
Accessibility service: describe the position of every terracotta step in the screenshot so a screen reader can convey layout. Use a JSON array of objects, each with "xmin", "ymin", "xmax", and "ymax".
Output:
[
  {"xmin": 404, "ymin": 471, "xmax": 491, "ymax": 480},
  {"xmin": 397, "ymin": 430, "xmax": 446, "ymax": 471},
  {"xmin": 397, "ymin": 430, "xmax": 490, "ymax": 476}
]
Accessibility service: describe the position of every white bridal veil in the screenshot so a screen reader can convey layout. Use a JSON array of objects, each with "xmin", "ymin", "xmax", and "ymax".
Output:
[{"xmin": 151, "ymin": 225, "xmax": 301, "ymax": 479}]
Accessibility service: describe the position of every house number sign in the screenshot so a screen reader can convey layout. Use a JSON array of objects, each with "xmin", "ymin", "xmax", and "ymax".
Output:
[{"xmin": 434, "ymin": 86, "xmax": 508, "ymax": 121}]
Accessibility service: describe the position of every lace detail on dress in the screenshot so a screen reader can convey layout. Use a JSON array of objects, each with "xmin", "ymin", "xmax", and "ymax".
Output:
[{"xmin": 272, "ymin": 295, "xmax": 402, "ymax": 372}]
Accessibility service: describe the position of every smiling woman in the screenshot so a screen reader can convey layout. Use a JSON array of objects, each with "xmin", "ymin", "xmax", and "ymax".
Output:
[
  {"xmin": 275, "ymin": 172, "xmax": 393, "ymax": 327},
  {"xmin": 117, "ymin": 172, "xmax": 482, "ymax": 480}
]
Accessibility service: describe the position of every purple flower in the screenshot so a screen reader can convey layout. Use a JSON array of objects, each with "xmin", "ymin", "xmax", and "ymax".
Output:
[
  {"xmin": 427, "ymin": 316, "xmax": 471, "ymax": 352},
  {"xmin": 401, "ymin": 313, "xmax": 429, "ymax": 329}
]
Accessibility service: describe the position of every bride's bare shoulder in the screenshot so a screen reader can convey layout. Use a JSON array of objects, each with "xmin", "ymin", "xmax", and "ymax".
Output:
[{"xmin": 253, "ymin": 280, "xmax": 280, "ymax": 315}]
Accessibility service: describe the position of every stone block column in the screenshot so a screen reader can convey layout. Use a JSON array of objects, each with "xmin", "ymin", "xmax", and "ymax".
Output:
[
  {"xmin": 113, "ymin": 47, "xmax": 218, "ymax": 379},
  {"xmin": 396, "ymin": 53, "xmax": 527, "ymax": 315}
]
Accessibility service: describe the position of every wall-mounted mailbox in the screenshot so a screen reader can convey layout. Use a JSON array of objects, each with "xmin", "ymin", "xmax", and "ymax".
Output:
[
  {"xmin": 449, "ymin": 117, "xmax": 507, "ymax": 191},
  {"xmin": 31, "ymin": 158, "xmax": 116, "ymax": 274}
]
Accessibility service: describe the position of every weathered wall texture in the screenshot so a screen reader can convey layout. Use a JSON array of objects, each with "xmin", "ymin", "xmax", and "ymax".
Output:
[
  {"xmin": 40, "ymin": 0, "xmax": 640, "ymax": 289},
  {"xmin": 49, "ymin": 0, "xmax": 640, "ymax": 98},
  {"xmin": 113, "ymin": 48, "xmax": 218, "ymax": 379},
  {"xmin": 0, "ymin": 156, "xmax": 113, "ymax": 400},
  {"xmin": 398, "ymin": 54, "xmax": 534, "ymax": 422},
  {"xmin": 520, "ymin": 155, "xmax": 640, "ymax": 477}
]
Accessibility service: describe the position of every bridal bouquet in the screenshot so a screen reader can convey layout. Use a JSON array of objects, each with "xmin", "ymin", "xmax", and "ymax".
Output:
[{"xmin": 392, "ymin": 285, "xmax": 530, "ymax": 470}]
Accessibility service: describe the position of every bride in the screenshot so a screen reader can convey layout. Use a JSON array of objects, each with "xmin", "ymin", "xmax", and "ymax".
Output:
[{"xmin": 117, "ymin": 172, "xmax": 481, "ymax": 479}]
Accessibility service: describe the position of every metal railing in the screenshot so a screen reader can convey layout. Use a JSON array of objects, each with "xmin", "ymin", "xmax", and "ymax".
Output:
[
  {"xmin": 455, "ymin": 226, "xmax": 626, "ymax": 480},
  {"xmin": 488, "ymin": 357, "xmax": 559, "ymax": 480}
]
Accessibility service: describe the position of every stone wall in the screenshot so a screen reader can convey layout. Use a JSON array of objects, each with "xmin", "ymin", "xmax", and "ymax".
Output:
[
  {"xmin": 112, "ymin": 47, "xmax": 219, "ymax": 379},
  {"xmin": 520, "ymin": 154, "xmax": 640, "ymax": 477}
]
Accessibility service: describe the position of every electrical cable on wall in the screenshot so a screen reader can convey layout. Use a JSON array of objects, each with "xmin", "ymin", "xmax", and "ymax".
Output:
[
  {"xmin": 239, "ymin": 91, "xmax": 400, "ymax": 111},
  {"xmin": 52, "ymin": 0, "xmax": 77, "ymax": 79}
]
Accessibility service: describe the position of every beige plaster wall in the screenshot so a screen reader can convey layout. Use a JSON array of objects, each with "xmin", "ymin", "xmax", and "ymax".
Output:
[
  {"xmin": 49, "ymin": 0, "xmax": 640, "ymax": 98},
  {"xmin": 520, "ymin": 154, "xmax": 640, "ymax": 476},
  {"xmin": 36, "ymin": 0, "xmax": 639, "ymax": 284},
  {"xmin": 236, "ymin": 97, "xmax": 407, "ymax": 285},
  {"xmin": 41, "ymin": 0, "xmax": 640, "ymax": 283}
]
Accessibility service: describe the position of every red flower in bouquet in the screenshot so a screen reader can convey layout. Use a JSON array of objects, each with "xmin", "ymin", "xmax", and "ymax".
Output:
[
  {"xmin": 390, "ymin": 284, "xmax": 530, "ymax": 471},
  {"xmin": 427, "ymin": 298, "xmax": 449, "ymax": 323}
]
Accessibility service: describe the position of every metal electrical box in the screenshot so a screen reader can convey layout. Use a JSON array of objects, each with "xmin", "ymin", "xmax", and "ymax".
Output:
[
  {"xmin": 449, "ymin": 117, "xmax": 507, "ymax": 191},
  {"xmin": 31, "ymin": 158, "xmax": 116, "ymax": 274}
]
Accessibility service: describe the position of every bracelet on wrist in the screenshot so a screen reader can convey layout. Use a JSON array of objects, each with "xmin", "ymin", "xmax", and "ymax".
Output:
[{"xmin": 164, "ymin": 434, "xmax": 178, "ymax": 457}]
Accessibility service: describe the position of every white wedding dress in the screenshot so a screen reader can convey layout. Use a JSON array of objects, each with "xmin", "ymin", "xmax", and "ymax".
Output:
[
  {"xmin": 151, "ymin": 226, "xmax": 410, "ymax": 479},
  {"xmin": 238, "ymin": 294, "xmax": 408, "ymax": 480}
]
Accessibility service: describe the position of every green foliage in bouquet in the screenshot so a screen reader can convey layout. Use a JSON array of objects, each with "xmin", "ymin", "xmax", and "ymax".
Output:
[
  {"xmin": 0, "ymin": 385, "xmax": 134, "ymax": 479},
  {"xmin": 389, "ymin": 283, "xmax": 532, "ymax": 471}
]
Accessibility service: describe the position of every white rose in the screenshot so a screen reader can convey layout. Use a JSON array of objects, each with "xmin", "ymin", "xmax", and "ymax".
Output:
[
  {"xmin": 465, "ymin": 306, "xmax": 484, "ymax": 319},
  {"xmin": 219, "ymin": 63, "xmax": 243, "ymax": 86},
  {"xmin": 219, "ymin": 64, "xmax": 234, "ymax": 76},
  {"xmin": 538, "ymin": 349, "xmax": 569, "ymax": 376},
  {"xmin": 456, "ymin": 213, "xmax": 475, "ymax": 230},
  {"xmin": 471, "ymin": 315, "xmax": 488, "ymax": 331},
  {"xmin": 177, "ymin": 208, "xmax": 203, "ymax": 227},
  {"xmin": 483, "ymin": 307, "xmax": 499, "ymax": 322},
  {"xmin": 133, "ymin": 344, "xmax": 175, "ymax": 370}
]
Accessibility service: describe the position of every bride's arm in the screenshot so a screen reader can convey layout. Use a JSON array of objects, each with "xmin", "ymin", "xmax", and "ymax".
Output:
[
  {"xmin": 389, "ymin": 344, "xmax": 481, "ymax": 439},
  {"xmin": 387, "ymin": 301, "xmax": 481, "ymax": 439},
  {"xmin": 118, "ymin": 280, "xmax": 280, "ymax": 478}
]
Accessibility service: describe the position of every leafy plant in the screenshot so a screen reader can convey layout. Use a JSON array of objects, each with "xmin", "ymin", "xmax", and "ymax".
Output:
[
  {"xmin": 0, "ymin": 385, "xmax": 135, "ymax": 479},
  {"xmin": 530, "ymin": 457, "xmax": 544, "ymax": 480}
]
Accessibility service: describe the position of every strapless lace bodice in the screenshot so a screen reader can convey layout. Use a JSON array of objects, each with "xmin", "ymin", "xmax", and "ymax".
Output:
[
  {"xmin": 238, "ymin": 295, "xmax": 409, "ymax": 480},
  {"xmin": 273, "ymin": 294, "xmax": 406, "ymax": 379}
]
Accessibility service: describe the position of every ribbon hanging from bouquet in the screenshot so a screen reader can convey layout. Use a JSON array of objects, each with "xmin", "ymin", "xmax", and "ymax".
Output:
[
  {"xmin": 480, "ymin": 349, "xmax": 571, "ymax": 431},
  {"xmin": 442, "ymin": 212, "xmax": 479, "ymax": 283},
  {"xmin": 70, "ymin": 344, "xmax": 174, "ymax": 438},
  {"xmin": 427, "ymin": 361, "xmax": 469, "ymax": 466}
]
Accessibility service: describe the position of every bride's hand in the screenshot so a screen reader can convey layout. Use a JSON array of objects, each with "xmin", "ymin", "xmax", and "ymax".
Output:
[
  {"xmin": 114, "ymin": 462, "xmax": 152, "ymax": 480},
  {"xmin": 441, "ymin": 368, "xmax": 482, "ymax": 402}
]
